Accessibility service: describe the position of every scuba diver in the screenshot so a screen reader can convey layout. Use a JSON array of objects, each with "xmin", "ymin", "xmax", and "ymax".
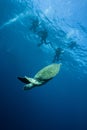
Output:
[
  {"xmin": 68, "ymin": 41, "xmax": 77, "ymax": 49},
  {"xmin": 29, "ymin": 18, "xmax": 50, "ymax": 47},
  {"xmin": 29, "ymin": 18, "xmax": 39, "ymax": 32},
  {"xmin": 52, "ymin": 47, "xmax": 64, "ymax": 63},
  {"xmin": 37, "ymin": 28, "xmax": 48, "ymax": 46}
]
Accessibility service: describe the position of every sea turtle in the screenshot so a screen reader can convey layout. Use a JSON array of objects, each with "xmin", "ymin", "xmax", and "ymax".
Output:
[{"xmin": 17, "ymin": 63, "xmax": 62, "ymax": 90}]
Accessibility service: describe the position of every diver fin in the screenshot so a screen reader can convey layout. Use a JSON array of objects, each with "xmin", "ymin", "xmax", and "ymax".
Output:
[{"xmin": 17, "ymin": 77, "xmax": 30, "ymax": 84}]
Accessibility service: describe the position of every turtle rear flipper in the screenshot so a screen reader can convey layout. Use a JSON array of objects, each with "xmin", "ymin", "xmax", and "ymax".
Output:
[{"xmin": 17, "ymin": 77, "xmax": 30, "ymax": 84}]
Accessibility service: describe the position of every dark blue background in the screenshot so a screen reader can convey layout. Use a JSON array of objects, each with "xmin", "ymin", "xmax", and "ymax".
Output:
[{"xmin": 0, "ymin": 0, "xmax": 87, "ymax": 130}]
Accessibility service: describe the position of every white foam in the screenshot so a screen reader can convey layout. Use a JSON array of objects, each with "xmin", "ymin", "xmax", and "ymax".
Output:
[{"xmin": 0, "ymin": 11, "xmax": 29, "ymax": 30}]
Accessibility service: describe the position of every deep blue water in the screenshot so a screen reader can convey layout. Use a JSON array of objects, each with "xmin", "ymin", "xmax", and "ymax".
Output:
[{"xmin": 0, "ymin": 0, "xmax": 87, "ymax": 130}]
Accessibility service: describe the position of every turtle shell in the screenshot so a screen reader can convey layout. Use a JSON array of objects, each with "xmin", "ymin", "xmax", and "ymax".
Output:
[{"xmin": 34, "ymin": 63, "xmax": 61, "ymax": 81}]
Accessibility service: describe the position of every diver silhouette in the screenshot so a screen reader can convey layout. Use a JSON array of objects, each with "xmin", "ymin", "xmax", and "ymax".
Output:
[
  {"xmin": 37, "ymin": 28, "xmax": 48, "ymax": 46},
  {"xmin": 68, "ymin": 41, "xmax": 77, "ymax": 49},
  {"xmin": 29, "ymin": 18, "xmax": 39, "ymax": 33},
  {"xmin": 52, "ymin": 47, "xmax": 64, "ymax": 63}
]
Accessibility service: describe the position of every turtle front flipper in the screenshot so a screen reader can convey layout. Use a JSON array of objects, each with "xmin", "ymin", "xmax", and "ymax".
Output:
[
  {"xmin": 17, "ymin": 76, "xmax": 30, "ymax": 84},
  {"xmin": 24, "ymin": 83, "xmax": 34, "ymax": 90}
]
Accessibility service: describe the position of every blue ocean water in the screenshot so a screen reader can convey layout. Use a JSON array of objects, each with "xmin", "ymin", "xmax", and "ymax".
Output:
[{"xmin": 0, "ymin": 0, "xmax": 87, "ymax": 130}]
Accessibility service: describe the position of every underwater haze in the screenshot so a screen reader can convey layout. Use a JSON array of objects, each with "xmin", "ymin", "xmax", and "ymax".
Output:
[{"xmin": 0, "ymin": 0, "xmax": 87, "ymax": 130}]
